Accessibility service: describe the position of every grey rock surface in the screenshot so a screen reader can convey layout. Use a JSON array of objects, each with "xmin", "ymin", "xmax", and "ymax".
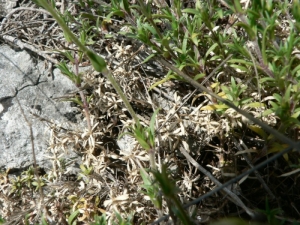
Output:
[
  {"xmin": 0, "ymin": 0, "xmax": 18, "ymax": 17},
  {"xmin": 0, "ymin": 44, "xmax": 82, "ymax": 171}
]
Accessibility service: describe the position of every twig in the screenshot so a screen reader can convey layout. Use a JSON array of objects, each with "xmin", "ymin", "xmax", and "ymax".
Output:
[
  {"xmin": 232, "ymin": 137, "xmax": 276, "ymax": 200},
  {"xmin": 158, "ymin": 58, "xmax": 297, "ymax": 147},
  {"xmin": 179, "ymin": 146, "xmax": 255, "ymax": 217},
  {"xmin": 156, "ymin": 54, "xmax": 232, "ymax": 132},
  {"xmin": 1, "ymin": 35, "xmax": 58, "ymax": 64},
  {"xmin": 74, "ymin": 55, "xmax": 92, "ymax": 133},
  {"xmin": 15, "ymin": 97, "xmax": 46, "ymax": 220},
  {"xmin": 151, "ymin": 142, "xmax": 300, "ymax": 225},
  {"xmin": 0, "ymin": 7, "xmax": 51, "ymax": 32}
]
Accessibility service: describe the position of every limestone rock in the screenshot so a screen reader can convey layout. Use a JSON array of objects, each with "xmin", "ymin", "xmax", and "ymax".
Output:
[{"xmin": 0, "ymin": 44, "xmax": 82, "ymax": 171}]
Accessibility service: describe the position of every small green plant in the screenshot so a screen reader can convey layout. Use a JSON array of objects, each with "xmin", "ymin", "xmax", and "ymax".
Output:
[
  {"xmin": 120, "ymin": 108, "xmax": 160, "ymax": 170},
  {"xmin": 91, "ymin": 214, "xmax": 107, "ymax": 225},
  {"xmin": 258, "ymin": 198, "xmax": 282, "ymax": 225},
  {"xmin": 9, "ymin": 167, "xmax": 45, "ymax": 195},
  {"xmin": 68, "ymin": 210, "xmax": 80, "ymax": 225},
  {"xmin": 56, "ymin": 58, "xmax": 93, "ymax": 133},
  {"xmin": 140, "ymin": 168, "xmax": 162, "ymax": 210},
  {"xmin": 112, "ymin": 211, "xmax": 134, "ymax": 225},
  {"xmin": 34, "ymin": 0, "xmax": 140, "ymax": 128},
  {"xmin": 91, "ymin": 212, "xmax": 133, "ymax": 225},
  {"xmin": 0, "ymin": 215, "xmax": 5, "ymax": 224},
  {"xmin": 152, "ymin": 165, "xmax": 194, "ymax": 225}
]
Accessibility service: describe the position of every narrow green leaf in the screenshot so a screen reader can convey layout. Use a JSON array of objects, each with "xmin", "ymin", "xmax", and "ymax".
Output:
[
  {"xmin": 41, "ymin": 216, "xmax": 48, "ymax": 225},
  {"xmin": 244, "ymin": 102, "xmax": 265, "ymax": 108},
  {"xmin": 140, "ymin": 169, "xmax": 151, "ymax": 186},
  {"xmin": 68, "ymin": 210, "xmax": 79, "ymax": 225},
  {"xmin": 233, "ymin": 0, "xmax": 243, "ymax": 13},
  {"xmin": 191, "ymin": 33, "xmax": 199, "ymax": 46},
  {"xmin": 150, "ymin": 108, "xmax": 160, "ymax": 136},
  {"xmin": 262, "ymin": 25, "xmax": 272, "ymax": 64},
  {"xmin": 193, "ymin": 73, "xmax": 205, "ymax": 80},
  {"xmin": 205, "ymin": 43, "xmax": 218, "ymax": 59},
  {"xmin": 56, "ymin": 62, "xmax": 75, "ymax": 80},
  {"xmin": 262, "ymin": 108, "xmax": 274, "ymax": 116},
  {"xmin": 200, "ymin": 104, "xmax": 229, "ymax": 110},
  {"xmin": 121, "ymin": 0, "xmax": 131, "ymax": 14},
  {"xmin": 235, "ymin": 23, "xmax": 256, "ymax": 41},
  {"xmin": 80, "ymin": 164, "xmax": 87, "ymax": 174},
  {"xmin": 135, "ymin": 135, "xmax": 151, "ymax": 151},
  {"xmin": 260, "ymin": 77, "xmax": 275, "ymax": 83},
  {"xmin": 292, "ymin": 110, "xmax": 300, "ymax": 118},
  {"xmin": 142, "ymin": 53, "xmax": 156, "ymax": 64},
  {"xmin": 273, "ymin": 93, "xmax": 282, "ymax": 102},
  {"xmin": 228, "ymin": 59, "xmax": 253, "ymax": 66},
  {"xmin": 230, "ymin": 64, "xmax": 250, "ymax": 72},
  {"xmin": 182, "ymin": 32, "xmax": 188, "ymax": 54},
  {"xmin": 143, "ymin": 23, "xmax": 157, "ymax": 36},
  {"xmin": 292, "ymin": 0, "xmax": 300, "ymax": 23},
  {"xmin": 248, "ymin": 125, "xmax": 268, "ymax": 139},
  {"xmin": 291, "ymin": 63, "xmax": 300, "ymax": 76},
  {"xmin": 86, "ymin": 50, "xmax": 107, "ymax": 72},
  {"xmin": 149, "ymin": 77, "xmax": 170, "ymax": 90},
  {"xmin": 182, "ymin": 8, "xmax": 201, "ymax": 15}
]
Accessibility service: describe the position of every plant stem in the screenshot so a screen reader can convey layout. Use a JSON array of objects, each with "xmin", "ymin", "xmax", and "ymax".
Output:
[
  {"xmin": 74, "ymin": 56, "xmax": 92, "ymax": 133},
  {"xmin": 36, "ymin": 0, "xmax": 140, "ymax": 126},
  {"xmin": 102, "ymin": 68, "xmax": 140, "ymax": 125},
  {"xmin": 148, "ymin": 148, "xmax": 157, "ymax": 171}
]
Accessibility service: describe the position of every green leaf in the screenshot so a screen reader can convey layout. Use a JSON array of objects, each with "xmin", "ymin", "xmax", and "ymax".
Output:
[
  {"xmin": 205, "ymin": 43, "xmax": 218, "ymax": 59},
  {"xmin": 292, "ymin": 0, "xmax": 300, "ymax": 23},
  {"xmin": 0, "ymin": 215, "xmax": 6, "ymax": 224},
  {"xmin": 121, "ymin": 0, "xmax": 131, "ymax": 14},
  {"xmin": 291, "ymin": 63, "xmax": 300, "ymax": 76},
  {"xmin": 260, "ymin": 77, "xmax": 275, "ymax": 84},
  {"xmin": 56, "ymin": 62, "xmax": 75, "ymax": 79},
  {"xmin": 140, "ymin": 169, "xmax": 151, "ymax": 186},
  {"xmin": 150, "ymin": 108, "xmax": 160, "ymax": 137},
  {"xmin": 41, "ymin": 215, "xmax": 49, "ymax": 225},
  {"xmin": 283, "ymin": 84, "xmax": 292, "ymax": 101},
  {"xmin": 142, "ymin": 53, "xmax": 156, "ymax": 64},
  {"xmin": 136, "ymin": 135, "xmax": 151, "ymax": 150},
  {"xmin": 68, "ymin": 210, "xmax": 79, "ymax": 225},
  {"xmin": 86, "ymin": 50, "xmax": 107, "ymax": 72},
  {"xmin": 55, "ymin": 50, "xmax": 75, "ymax": 63},
  {"xmin": 193, "ymin": 73, "xmax": 205, "ymax": 80},
  {"xmin": 182, "ymin": 8, "xmax": 201, "ymax": 16},
  {"xmin": 63, "ymin": 30, "xmax": 72, "ymax": 43},
  {"xmin": 143, "ymin": 23, "xmax": 157, "ymax": 36},
  {"xmin": 262, "ymin": 108, "xmax": 275, "ymax": 116},
  {"xmin": 233, "ymin": 0, "xmax": 243, "ymax": 13},
  {"xmin": 248, "ymin": 125, "xmax": 268, "ymax": 139},
  {"xmin": 191, "ymin": 33, "xmax": 199, "ymax": 46},
  {"xmin": 228, "ymin": 59, "xmax": 253, "ymax": 66},
  {"xmin": 273, "ymin": 93, "xmax": 282, "ymax": 102},
  {"xmin": 262, "ymin": 24, "xmax": 274, "ymax": 64},
  {"xmin": 230, "ymin": 64, "xmax": 250, "ymax": 72},
  {"xmin": 292, "ymin": 110, "xmax": 300, "ymax": 118},
  {"xmin": 200, "ymin": 104, "xmax": 228, "ymax": 111},
  {"xmin": 235, "ymin": 23, "xmax": 256, "ymax": 41},
  {"xmin": 244, "ymin": 102, "xmax": 265, "ymax": 108},
  {"xmin": 182, "ymin": 32, "xmax": 188, "ymax": 54}
]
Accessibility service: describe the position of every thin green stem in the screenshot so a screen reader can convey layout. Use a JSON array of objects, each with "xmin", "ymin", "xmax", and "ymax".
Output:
[
  {"xmin": 102, "ymin": 68, "xmax": 140, "ymax": 125},
  {"xmin": 35, "ymin": 0, "xmax": 140, "ymax": 126},
  {"xmin": 74, "ymin": 56, "xmax": 93, "ymax": 133}
]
